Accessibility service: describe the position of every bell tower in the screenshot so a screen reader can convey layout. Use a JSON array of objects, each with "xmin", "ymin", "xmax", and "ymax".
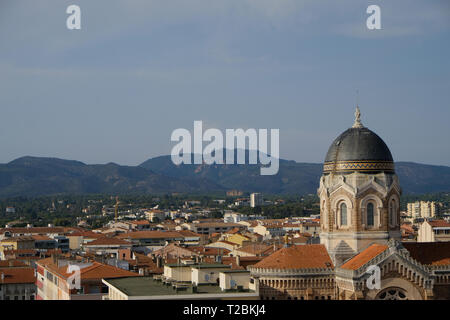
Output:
[{"xmin": 318, "ymin": 107, "xmax": 401, "ymax": 266}]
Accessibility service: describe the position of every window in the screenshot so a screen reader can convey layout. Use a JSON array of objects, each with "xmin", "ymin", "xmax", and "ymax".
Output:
[
  {"xmin": 367, "ymin": 203, "xmax": 374, "ymax": 226},
  {"xmin": 389, "ymin": 200, "xmax": 396, "ymax": 226},
  {"xmin": 46, "ymin": 271, "xmax": 53, "ymax": 282},
  {"xmin": 340, "ymin": 203, "xmax": 347, "ymax": 226}
]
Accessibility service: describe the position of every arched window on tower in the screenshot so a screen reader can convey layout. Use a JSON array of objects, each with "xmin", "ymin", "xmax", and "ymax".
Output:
[
  {"xmin": 367, "ymin": 203, "xmax": 374, "ymax": 227},
  {"xmin": 389, "ymin": 200, "xmax": 396, "ymax": 227},
  {"xmin": 340, "ymin": 203, "xmax": 347, "ymax": 226}
]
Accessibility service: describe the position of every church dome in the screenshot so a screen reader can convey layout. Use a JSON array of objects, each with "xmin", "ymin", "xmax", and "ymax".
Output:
[{"xmin": 323, "ymin": 107, "xmax": 394, "ymax": 174}]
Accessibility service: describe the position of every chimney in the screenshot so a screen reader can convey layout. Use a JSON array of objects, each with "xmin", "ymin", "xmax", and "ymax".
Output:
[{"xmin": 236, "ymin": 255, "xmax": 240, "ymax": 267}]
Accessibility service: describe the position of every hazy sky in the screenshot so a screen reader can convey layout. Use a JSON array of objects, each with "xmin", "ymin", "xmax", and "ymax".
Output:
[{"xmin": 0, "ymin": 0, "xmax": 449, "ymax": 166}]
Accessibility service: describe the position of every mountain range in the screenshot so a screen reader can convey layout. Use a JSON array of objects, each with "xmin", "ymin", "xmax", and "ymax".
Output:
[{"xmin": 0, "ymin": 154, "xmax": 449, "ymax": 198}]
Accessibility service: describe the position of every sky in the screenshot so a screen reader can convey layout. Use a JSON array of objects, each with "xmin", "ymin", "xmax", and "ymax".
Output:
[{"xmin": 0, "ymin": 0, "xmax": 449, "ymax": 166}]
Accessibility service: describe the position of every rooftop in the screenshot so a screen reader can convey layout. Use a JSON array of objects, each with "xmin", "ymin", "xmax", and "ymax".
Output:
[
  {"xmin": 104, "ymin": 276, "xmax": 255, "ymax": 298},
  {"xmin": 403, "ymin": 242, "xmax": 450, "ymax": 266},
  {"xmin": 0, "ymin": 267, "xmax": 36, "ymax": 284},
  {"xmin": 428, "ymin": 220, "xmax": 450, "ymax": 228},
  {"xmin": 252, "ymin": 244, "xmax": 334, "ymax": 270},
  {"xmin": 340, "ymin": 244, "xmax": 388, "ymax": 270},
  {"xmin": 37, "ymin": 257, "xmax": 138, "ymax": 280}
]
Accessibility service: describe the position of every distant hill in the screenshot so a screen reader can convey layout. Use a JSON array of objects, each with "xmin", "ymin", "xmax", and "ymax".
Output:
[
  {"xmin": 140, "ymin": 155, "xmax": 450, "ymax": 195},
  {"xmin": 0, "ymin": 155, "xmax": 448, "ymax": 198},
  {"xmin": 0, "ymin": 156, "xmax": 224, "ymax": 198}
]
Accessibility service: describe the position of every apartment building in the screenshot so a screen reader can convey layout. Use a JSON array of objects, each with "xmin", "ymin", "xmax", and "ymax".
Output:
[
  {"xmin": 0, "ymin": 261, "xmax": 36, "ymax": 300},
  {"xmin": 36, "ymin": 255, "xmax": 137, "ymax": 300}
]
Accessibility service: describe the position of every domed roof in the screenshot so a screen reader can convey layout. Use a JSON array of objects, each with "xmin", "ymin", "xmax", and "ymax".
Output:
[{"xmin": 323, "ymin": 107, "xmax": 394, "ymax": 174}]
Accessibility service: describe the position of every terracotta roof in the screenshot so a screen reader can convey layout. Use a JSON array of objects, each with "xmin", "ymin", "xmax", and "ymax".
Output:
[
  {"xmin": 226, "ymin": 228, "xmax": 241, "ymax": 234},
  {"xmin": 31, "ymin": 235, "xmax": 52, "ymax": 241},
  {"xmin": 222, "ymin": 256, "xmax": 263, "ymax": 269},
  {"xmin": 127, "ymin": 253, "xmax": 163, "ymax": 274},
  {"xmin": 0, "ymin": 227, "xmax": 65, "ymax": 235},
  {"xmin": 0, "ymin": 267, "xmax": 36, "ymax": 284},
  {"xmin": 291, "ymin": 236, "xmax": 308, "ymax": 244},
  {"xmin": 66, "ymin": 231, "xmax": 104, "ymax": 238},
  {"xmin": 116, "ymin": 231, "xmax": 184, "ymax": 239},
  {"xmin": 84, "ymin": 237, "xmax": 132, "ymax": 246},
  {"xmin": 401, "ymin": 224, "xmax": 415, "ymax": 233},
  {"xmin": 36, "ymin": 257, "xmax": 137, "ymax": 280},
  {"xmin": 175, "ymin": 230, "xmax": 201, "ymax": 238},
  {"xmin": 192, "ymin": 222, "xmax": 243, "ymax": 228},
  {"xmin": 130, "ymin": 220, "xmax": 150, "ymax": 225},
  {"xmin": 1, "ymin": 236, "xmax": 34, "ymax": 242},
  {"xmin": 252, "ymin": 244, "xmax": 334, "ymax": 269},
  {"xmin": 428, "ymin": 220, "xmax": 450, "ymax": 228},
  {"xmin": 188, "ymin": 247, "xmax": 231, "ymax": 256},
  {"xmin": 259, "ymin": 224, "xmax": 283, "ymax": 229},
  {"xmin": 403, "ymin": 242, "xmax": 450, "ymax": 266},
  {"xmin": 236, "ymin": 243, "xmax": 271, "ymax": 255},
  {"xmin": 340, "ymin": 244, "xmax": 388, "ymax": 270},
  {"xmin": 0, "ymin": 260, "xmax": 28, "ymax": 268}
]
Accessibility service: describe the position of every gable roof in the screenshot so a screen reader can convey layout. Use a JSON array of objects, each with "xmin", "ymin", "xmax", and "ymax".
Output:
[
  {"xmin": 340, "ymin": 244, "xmax": 388, "ymax": 270},
  {"xmin": 252, "ymin": 244, "xmax": 333, "ymax": 269}
]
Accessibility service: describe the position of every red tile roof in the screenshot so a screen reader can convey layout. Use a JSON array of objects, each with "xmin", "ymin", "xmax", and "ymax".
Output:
[
  {"xmin": 130, "ymin": 220, "xmax": 150, "ymax": 225},
  {"xmin": 0, "ymin": 267, "xmax": 36, "ymax": 284},
  {"xmin": 0, "ymin": 227, "xmax": 66, "ymax": 235},
  {"xmin": 84, "ymin": 237, "xmax": 132, "ymax": 246},
  {"xmin": 36, "ymin": 257, "xmax": 138, "ymax": 280},
  {"xmin": 428, "ymin": 220, "xmax": 450, "ymax": 228},
  {"xmin": 0, "ymin": 260, "xmax": 28, "ymax": 268},
  {"xmin": 116, "ymin": 231, "xmax": 186, "ymax": 239},
  {"xmin": 253, "ymin": 244, "xmax": 333, "ymax": 269},
  {"xmin": 340, "ymin": 244, "xmax": 388, "ymax": 270}
]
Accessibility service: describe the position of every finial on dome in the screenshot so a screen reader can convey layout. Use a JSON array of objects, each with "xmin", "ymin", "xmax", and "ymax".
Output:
[{"xmin": 352, "ymin": 105, "xmax": 364, "ymax": 128}]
